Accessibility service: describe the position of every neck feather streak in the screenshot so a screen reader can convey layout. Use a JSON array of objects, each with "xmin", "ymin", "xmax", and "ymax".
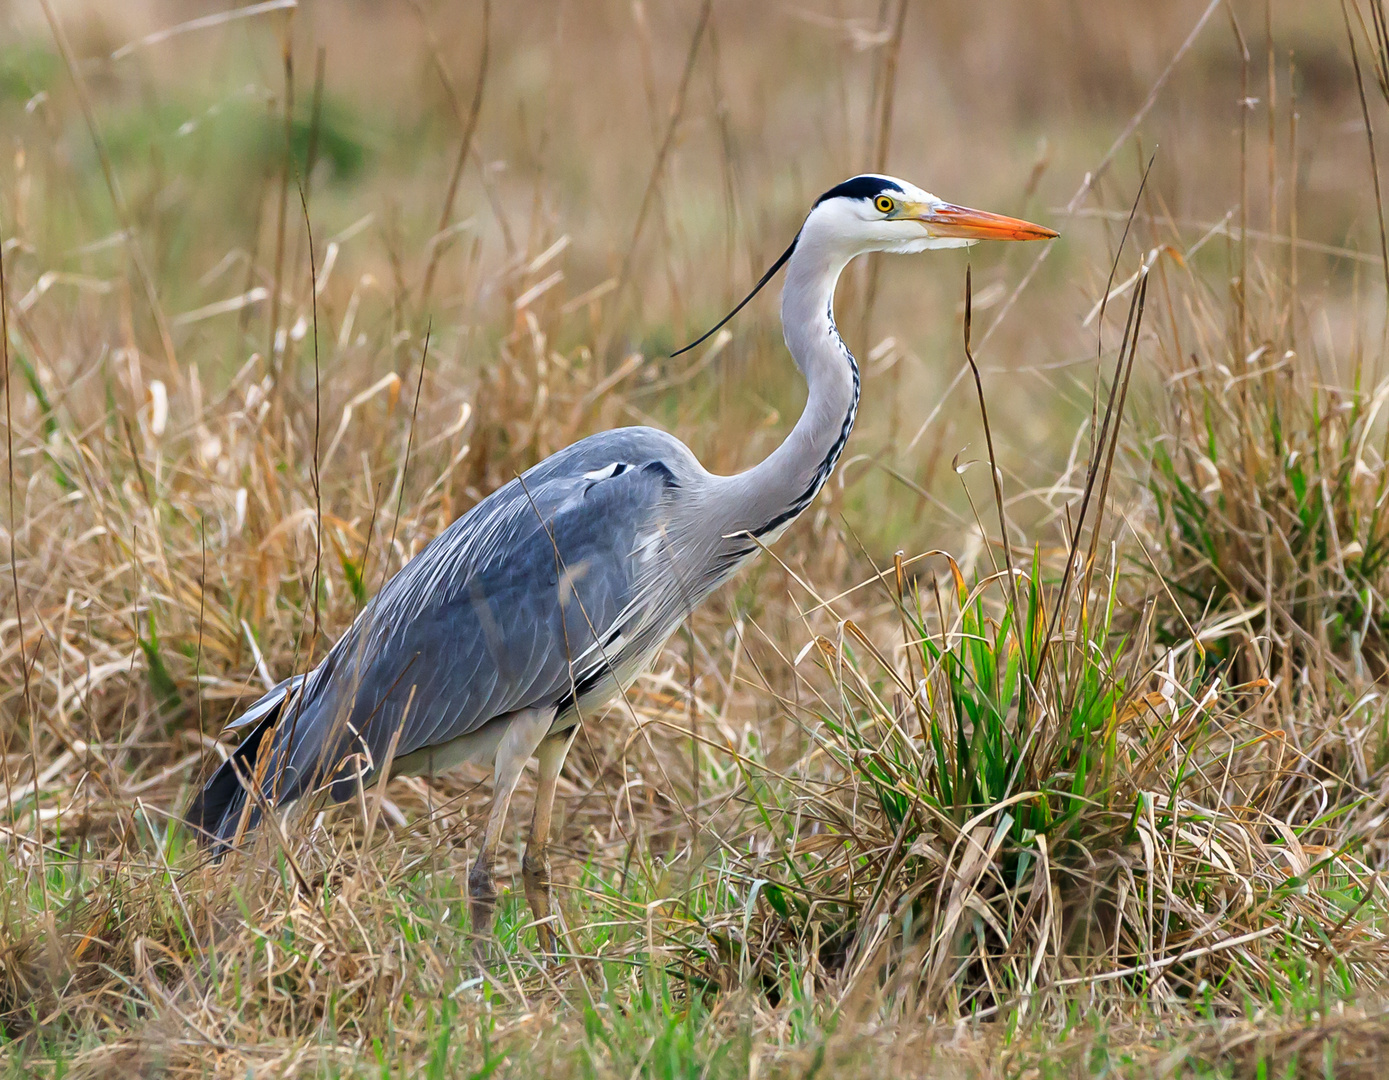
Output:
[
  {"xmin": 722, "ymin": 236, "xmax": 861, "ymax": 545},
  {"xmin": 750, "ymin": 305, "xmax": 859, "ymax": 538}
]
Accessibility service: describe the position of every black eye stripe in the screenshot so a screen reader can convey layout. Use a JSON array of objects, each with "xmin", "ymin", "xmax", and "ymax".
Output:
[{"xmin": 814, "ymin": 175, "xmax": 904, "ymax": 207}]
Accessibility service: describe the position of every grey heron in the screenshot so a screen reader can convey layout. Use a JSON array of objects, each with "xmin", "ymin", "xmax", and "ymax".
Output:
[{"xmin": 188, "ymin": 174, "xmax": 1056, "ymax": 948}]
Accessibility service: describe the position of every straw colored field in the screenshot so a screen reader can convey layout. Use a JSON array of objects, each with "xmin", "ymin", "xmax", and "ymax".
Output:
[{"xmin": 3, "ymin": 0, "xmax": 1389, "ymax": 1076}]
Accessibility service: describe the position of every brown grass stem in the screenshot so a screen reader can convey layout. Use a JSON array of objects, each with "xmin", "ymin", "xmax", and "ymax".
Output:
[
  {"xmin": 416, "ymin": 0, "xmax": 491, "ymax": 312},
  {"xmin": 975, "ymin": 0, "xmax": 1220, "ymax": 353},
  {"xmin": 857, "ymin": 0, "xmax": 910, "ymax": 344},
  {"xmin": 268, "ymin": 19, "xmax": 295, "ymax": 388},
  {"xmin": 960, "ymin": 266, "xmax": 1021, "ymax": 632},
  {"xmin": 605, "ymin": 0, "xmax": 713, "ymax": 366},
  {"xmin": 1, "ymin": 199, "xmax": 41, "ymax": 899},
  {"xmin": 38, "ymin": 0, "xmax": 179, "ymax": 383}
]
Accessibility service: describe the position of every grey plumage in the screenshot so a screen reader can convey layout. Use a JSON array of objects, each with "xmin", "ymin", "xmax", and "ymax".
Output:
[
  {"xmin": 191, "ymin": 427, "xmax": 727, "ymax": 844},
  {"xmin": 189, "ymin": 172, "xmax": 1056, "ymax": 946}
]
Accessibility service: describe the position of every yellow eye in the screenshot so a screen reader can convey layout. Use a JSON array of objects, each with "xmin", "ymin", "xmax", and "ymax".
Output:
[{"xmin": 875, "ymin": 195, "xmax": 895, "ymax": 214}]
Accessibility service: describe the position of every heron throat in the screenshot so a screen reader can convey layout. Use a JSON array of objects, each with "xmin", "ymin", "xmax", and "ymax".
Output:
[{"xmin": 724, "ymin": 234, "xmax": 861, "ymax": 543}]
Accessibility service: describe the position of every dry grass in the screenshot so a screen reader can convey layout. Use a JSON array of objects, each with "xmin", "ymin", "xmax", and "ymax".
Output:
[{"xmin": 2, "ymin": 0, "xmax": 1389, "ymax": 1076}]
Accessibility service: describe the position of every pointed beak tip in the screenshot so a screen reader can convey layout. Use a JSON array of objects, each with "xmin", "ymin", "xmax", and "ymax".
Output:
[
  {"xmin": 923, "ymin": 203, "xmax": 1060, "ymax": 243},
  {"xmin": 1007, "ymin": 223, "xmax": 1060, "ymax": 242}
]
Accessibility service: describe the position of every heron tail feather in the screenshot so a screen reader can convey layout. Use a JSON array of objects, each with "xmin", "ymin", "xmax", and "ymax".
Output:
[{"xmin": 186, "ymin": 712, "xmax": 276, "ymax": 855}]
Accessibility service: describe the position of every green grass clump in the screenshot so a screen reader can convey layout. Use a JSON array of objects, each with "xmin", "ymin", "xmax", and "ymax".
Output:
[
  {"xmin": 674, "ymin": 272, "xmax": 1389, "ymax": 1030},
  {"xmin": 1148, "ymin": 347, "xmax": 1389, "ymax": 679},
  {"xmin": 689, "ymin": 536, "xmax": 1377, "ymax": 1021}
]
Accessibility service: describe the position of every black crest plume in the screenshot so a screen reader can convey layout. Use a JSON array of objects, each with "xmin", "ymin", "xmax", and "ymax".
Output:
[{"xmin": 670, "ymin": 231, "xmax": 800, "ymax": 357}]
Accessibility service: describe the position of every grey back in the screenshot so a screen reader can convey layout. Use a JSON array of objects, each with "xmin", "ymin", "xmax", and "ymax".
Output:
[{"xmin": 259, "ymin": 426, "xmax": 700, "ymax": 804}]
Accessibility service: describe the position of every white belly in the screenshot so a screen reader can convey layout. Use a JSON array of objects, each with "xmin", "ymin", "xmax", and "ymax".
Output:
[{"xmin": 390, "ymin": 719, "xmax": 509, "ymax": 777}]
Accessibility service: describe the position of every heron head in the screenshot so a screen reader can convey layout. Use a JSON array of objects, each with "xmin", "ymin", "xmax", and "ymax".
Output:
[
  {"xmin": 805, "ymin": 174, "xmax": 1058, "ymax": 257},
  {"xmin": 669, "ymin": 173, "xmax": 1057, "ymax": 357}
]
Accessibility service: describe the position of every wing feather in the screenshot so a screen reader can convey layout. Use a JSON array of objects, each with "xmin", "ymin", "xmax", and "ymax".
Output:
[{"xmin": 250, "ymin": 428, "xmax": 691, "ymax": 805}]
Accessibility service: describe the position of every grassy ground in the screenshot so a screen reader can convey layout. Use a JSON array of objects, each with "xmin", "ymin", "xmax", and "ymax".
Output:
[{"xmin": 3, "ymin": 0, "xmax": 1389, "ymax": 1075}]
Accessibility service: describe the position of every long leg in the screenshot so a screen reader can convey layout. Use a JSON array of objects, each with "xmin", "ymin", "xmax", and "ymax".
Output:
[
  {"xmin": 468, "ymin": 707, "xmax": 554, "ymax": 934},
  {"xmin": 522, "ymin": 725, "xmax": 578, "ymax": 953}
]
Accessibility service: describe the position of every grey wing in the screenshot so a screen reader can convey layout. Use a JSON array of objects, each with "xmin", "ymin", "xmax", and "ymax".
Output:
[
  {"xmin": 226, "ymin": 674, "xmax": 307, "ymax": 729},
  {"xmin": 262, "ymin": 438, "xmax": 685, "ymax": 802}
]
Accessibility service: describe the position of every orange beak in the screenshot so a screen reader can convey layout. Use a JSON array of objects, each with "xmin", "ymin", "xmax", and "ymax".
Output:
[{"xmin": 917, "ymin": 202, "xmax": 1058, "ymax": 242}]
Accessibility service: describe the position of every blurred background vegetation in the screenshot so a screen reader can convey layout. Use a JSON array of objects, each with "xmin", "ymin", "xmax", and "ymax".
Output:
[
  {"xmin": 0, "ymin": 0, "xmax": 1373, "ymax": 554},
  {"xmin": 5, "ymin": 1, "xmax": 1389, "ymax": 1076}
]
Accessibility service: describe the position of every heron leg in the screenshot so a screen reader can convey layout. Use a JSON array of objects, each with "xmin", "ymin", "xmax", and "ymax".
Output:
[
  {"xmin": 522, "ymin": 725, "xmax": 578, "ymax": 954},
  {"xmin": 468, "ymin": 707, "xmax": 554, "ymax": 935}
]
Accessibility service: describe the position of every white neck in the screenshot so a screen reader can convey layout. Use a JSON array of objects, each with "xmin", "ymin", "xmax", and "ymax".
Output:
[{"xmin": 720, "ymin": 230, "xmax": 859, "ymax": 541}]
